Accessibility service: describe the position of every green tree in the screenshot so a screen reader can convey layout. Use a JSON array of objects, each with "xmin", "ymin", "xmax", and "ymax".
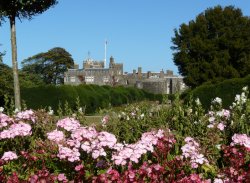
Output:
[
  {"xmin": 22, "ymin": 47, "xmax": 74, "ymax": 85},
  {"xmin": 0, "ymin": 63, "xmax": 13, "ymax": 97},
  {"xmin": 0, "ymin": 0, "xmax": 58, "ymax": 109},
  {"xmin": 172, "ymin": 6, "xmax": 250, "ymax": 88},
  {"xmin": 0, "ymin": 63, "xmax": 45, "ymax": 98}
]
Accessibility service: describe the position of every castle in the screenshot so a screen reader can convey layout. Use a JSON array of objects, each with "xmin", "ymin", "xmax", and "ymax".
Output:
[{"xmin": 64, "ymin": 56, "xmax": 186, "ymax": 94}]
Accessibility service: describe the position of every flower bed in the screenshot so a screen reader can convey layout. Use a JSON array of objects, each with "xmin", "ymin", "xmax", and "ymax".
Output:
[{"xmin": 0, "ymin": 88, "xmax": 250, "ymax": 182}]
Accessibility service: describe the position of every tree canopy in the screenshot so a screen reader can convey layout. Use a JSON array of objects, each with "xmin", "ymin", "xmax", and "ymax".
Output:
[
  {"xmin": 0, "ymin": 0, "xmax": 57, "ymax": 19},
  {"xmin": 0, "ymin": 0, "xmax": 58, "ymax": 109},
  {"xmin": 0, "ymin": 63, "xmax": 13, "ymax": 97},
  {"xmin": 0, "ymin": 63, "xmax": 45, "ymax": 98},
  {"xmin": 22, "ymin": 47, "xmax": 74, "ymax": 85},
  {"xmin": 172, "ymin": 6, "xmax": 250, "ymax": 88}
]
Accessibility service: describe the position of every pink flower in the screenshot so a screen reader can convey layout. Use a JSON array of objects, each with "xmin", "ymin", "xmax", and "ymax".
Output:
[
  {"xmin": 57, "ymin": 173, "xmax": 68, "ymax": 182},
  {"xmin": 231, "ymin": 134, "xmax": 250, "ymax": 148},
  {"xmin": 47, "ymin": 129, "xmax": 65, "ymax": 143},
  {"xmin": 75, "ymin": 164, "xmax": 84, "ymax": 171},
  {"xmin": 111, "ymin": 129, "xmax": 171, "ymax": 165},
  {"xmin": 57, "ymin": 117, "xmax": 80, "ymax": 131},
  {"xmin": 181, "ymin": 137, "xmax": 208, "ymax": 168},
  {"xmin": 15, "ymin": 110, "xmax": 36, "ymax": 122},
  {"xmin": 214, "ymin": 178, "xmax": 224, "ymax": 183},
  {"xmin": 1, "ymin": 151, "xmax": 18, "ymax": 161},
  {"xmin": 0, "ymin": 113, "xmax": 13, "ymax": 128},
  {"xmin": 57, "ymin": 145, "xmax": 80, "ymax": 162},
  {"xmin": 0, "ymin": 122, "xmax": 32, "ymax": 139},
  {"xmin": 217, "ymin": 123, "xmax": 225, "ymax": 131},
  {"xmin": 222, "ymin": 109, "xmax": 230, "ymax": 118},
  {"xmin": 101, "ymin": 115, "xmax": 109, "ymax": 126}
]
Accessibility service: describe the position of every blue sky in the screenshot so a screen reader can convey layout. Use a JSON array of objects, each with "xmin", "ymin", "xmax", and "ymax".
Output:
[{"xmin": 1, "ymin": 0, "xmax": 250, "ymax": 74}]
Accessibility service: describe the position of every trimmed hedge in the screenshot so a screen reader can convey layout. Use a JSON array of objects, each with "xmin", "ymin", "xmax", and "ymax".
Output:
[
  {"xmin": 183, "ymin": 75, "xmax": 250, "ymax": 110},
  {"xmin": 21, "ymin": 84, "xmax": 162, "ymax": 114}
]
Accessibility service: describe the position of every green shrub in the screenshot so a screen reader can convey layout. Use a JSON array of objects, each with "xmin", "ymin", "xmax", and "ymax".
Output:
[
  {"xmin": 21, "ymin": 84, "xmax": 162, "ymax": 114},
  {"xmin": 184, "ymin": 75, "xmax": 250, "ymax": 110}
]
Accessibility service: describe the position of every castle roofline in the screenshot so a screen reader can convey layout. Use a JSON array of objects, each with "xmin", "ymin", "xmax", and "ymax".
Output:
[{"xmin": 85, "ymin": 68, "xmax": 110, "ymax": 71}]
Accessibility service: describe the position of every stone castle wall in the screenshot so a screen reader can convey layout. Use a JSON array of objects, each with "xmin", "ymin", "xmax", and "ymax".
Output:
[{"xmin": 64, "ymin": 57, "xmax": 186, "ymax": 94}]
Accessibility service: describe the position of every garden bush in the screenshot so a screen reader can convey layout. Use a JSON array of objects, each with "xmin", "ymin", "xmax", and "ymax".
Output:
[
  {"xmin": 21, "ymin": 85, "xmax": 160, "ymax": 114},
  {"xmin": 183, "ymin": 75, "xmax": 250, "ymax": 110}
]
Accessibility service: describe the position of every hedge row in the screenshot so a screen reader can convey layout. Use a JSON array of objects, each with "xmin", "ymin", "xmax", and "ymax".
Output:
[
  {"xmin": 182, "ymin": 75, "xmax": 250, "ymax": 110},
  {"xmin": 20, "ymin": 84, "xmax": 163, "ymax": 114}
]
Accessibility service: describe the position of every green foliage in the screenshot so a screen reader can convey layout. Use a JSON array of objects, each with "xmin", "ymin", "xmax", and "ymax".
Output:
[
  {"xmin": 0, "ymin": 0, "xmax": 58, "ymax": 109},
  {"xmin": 172, "ymin": 6, "xmax": 250, "ymax": 88},
  {"xmin": 0, "ymin": 63, "xmax": 45, "ymax": 106},
  {"xmin": 21, "ymin": 84, "xmax": 160, "ymax": 114},
  {"xmin": 0, "ymin": 0, "xmax": 58, "ymax": 19},
  {"xmin": 1, "ymin": 87, "xmax": 250, "ymax": 181},
  {"xmin": 183, "ymin": 75, "xmax": 250, "ymax": 110},
  {"xmin": 103, "ymin": 101, "xmax": 170, "ymax": 143},
  {"xmin": 0, "ymin": 63, "xmax": 13, "ymax": 98},
  {"xmin": 19, "ymin": 71, "xmax": 45, "ymax": 88},
  {"xmin": 22, "ymin": 47, "xmax": 74, "ymax": 85}
]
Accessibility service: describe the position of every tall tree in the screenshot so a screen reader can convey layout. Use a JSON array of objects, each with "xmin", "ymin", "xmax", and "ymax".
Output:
[
  {"xmin": 0, "ymin": 63, "xmax": 13, "ymax": 98},
  {"xmin": 22, "ymin": 47, "xmax": 74, "ymax": 85},
  {"xmin": 0, "ymin": 0, "xmax": 58, "ymax": 109},
  {"xmin": 0, "ymin": 62, "xmax": 44, "ymax": 103},
  {"xmin": 172, "ymin": 6, "xmax": 250, "ymax": 88}
]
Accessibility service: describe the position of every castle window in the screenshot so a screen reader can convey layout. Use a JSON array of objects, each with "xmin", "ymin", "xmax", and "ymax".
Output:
[
  {"xmin": 85, "ymin": 76, "xmax": 94, "ymax": 83},
  {"xmin": 70, "ymin": 76, "xmax": 76, "ymax": 82},
  {"xmin": 103, "ymin": 76, "xmax": 109, "ymax": 83}
]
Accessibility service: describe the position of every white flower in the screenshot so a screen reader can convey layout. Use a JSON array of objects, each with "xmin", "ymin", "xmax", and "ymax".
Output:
[
  {"xmin": 242, "ymin": 86, "xmax": 248, "ymax": 91},
  {"xmin": 213, "ymin": 97, "xmax": 222, "ymax": 104},
  {"xmin": 215, "ymin": 144, "xmax": 221, "ymax": 150},
  {"xmin": 78, "ymin": 107, "xmax": 83, "ymax": 113},
  {"xmin": 195, "ymin": 98, "xmax": 201, "ymax": 105},
  {"xmin": 48, "ymin": 109, "xmax": 54, "ymax": 115},
  {"xmin": 235, "ymin": 94, "xmax": 241, "ymax": 102},
  {"xmin": 14, "ymin": 108, "xmax": 19, "ymax": 113},
  {"xmin": 207, "ymin": 124, "xmax": 214, "ymax": 128},
  {"xmin": 0, "ymin": 107, "xmax": 4, "ymax": 113},
  {"xmin": 214, "ymin": 178, "xmax": 224, "ymax": 183}
]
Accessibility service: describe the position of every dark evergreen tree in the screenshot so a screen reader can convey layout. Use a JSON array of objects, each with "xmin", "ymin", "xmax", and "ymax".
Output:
[
  {"xmin": 172, "ymin": 6, "xmax": 250, "ymax": 88},
  {"xmin": 0, "ymin": 0, "xmax": 58, "ymax": 109},
  {"xmin": 0, "ymin": 63, "xmax": 45, "ymax": 99},
  {"xmin": 22, "ymin": 47, "xmax": 74, "ymax": 85}
]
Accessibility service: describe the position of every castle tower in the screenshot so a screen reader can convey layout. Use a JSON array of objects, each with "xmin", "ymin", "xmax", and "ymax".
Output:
[
  {"xmin": 138, "ymin": 67, "xmax": 142, "ymax": 79},
  {"xmin": 160, "ymin": 69, "xmax": 164, "ymax": 78},
  {"xmin": 109, "ymin": 56, "xmax": 115, "ymax": 68}
]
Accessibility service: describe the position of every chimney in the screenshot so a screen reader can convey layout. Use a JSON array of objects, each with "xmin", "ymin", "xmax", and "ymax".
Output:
[
  {"xmin": 133, "ymin": 69, "xmax": 136, "ymax": 76},
  {"xmin": 138, "ymin": 67, "xmax": 142, "ymax": 79},
  {"xmin": 74, "ymin": 64, "xmax": 79, "ymax": 69},
  {"xmin": 147, "ymin": 71, "xmax": 151, "ymax": 78},
  {"xmin": 109, "ymin": 56, "xmax": 114, "ymax": 68},
  {"xmin": 166, "ymin": 70, "xmax": 173, "ymax": 76},
  {"xmin": 160, "ymin": 70, "xmax": 164, "ymax": 78}
]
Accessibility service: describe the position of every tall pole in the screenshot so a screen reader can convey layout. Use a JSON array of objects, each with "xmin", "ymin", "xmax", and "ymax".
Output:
[{"xmin": 104, "ymin": 40, "xmax": 107, "ymax": 68}]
